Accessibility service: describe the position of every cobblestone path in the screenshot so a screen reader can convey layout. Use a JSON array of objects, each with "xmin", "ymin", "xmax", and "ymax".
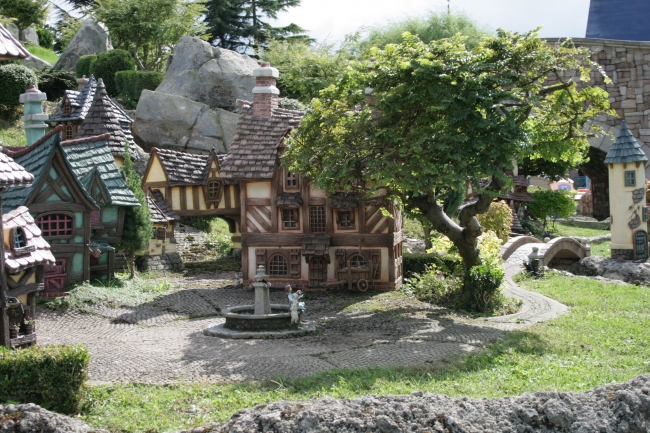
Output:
[{"xmin": 36, "ymin": 253, "xmax": 568, "ymax": 384}]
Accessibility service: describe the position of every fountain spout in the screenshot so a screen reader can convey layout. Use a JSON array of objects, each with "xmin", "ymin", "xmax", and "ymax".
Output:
[{"xmin": 253, "ymin": 265, "xmax": 271, "ymax": 315}]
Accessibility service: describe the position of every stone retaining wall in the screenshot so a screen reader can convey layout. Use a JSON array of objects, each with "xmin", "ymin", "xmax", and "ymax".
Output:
[{"xmin": 138, "ymin": 252, "xmax": 184, "ymax": 273}]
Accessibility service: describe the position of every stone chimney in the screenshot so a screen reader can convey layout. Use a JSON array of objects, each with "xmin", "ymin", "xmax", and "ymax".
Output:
[
  {"xmin": 76, "ymin": 75, "xmax": 89, "ymax": 91},
  {"xmin": 19, "ymin": 85, "xmax": 48, "ymax": 146},
  {"xmin": 252, "ymin": 62, "xmax": 279, "ymax": 118}
]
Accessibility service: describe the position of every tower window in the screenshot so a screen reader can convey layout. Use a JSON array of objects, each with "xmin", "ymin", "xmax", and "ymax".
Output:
[
  {"xmin": 310, "ymin": 206, "xmax": 326, "ymax": 233},
  {"xmin": 283, "ymin": 209, "xmax": 299, "ymax": 229},
  {"xmin": 207, "ymin": 180, "xmax": 222, "ymax": 201},
  {"xmin": 285, "ymin": 171, "xmax": 298, "ymax": 190},
  {"xmin": 13, "ymin": 228, "xmax": 26, "ymax": 249},
  {"xmin": 625, "ymin": 170, "xmax": 636, "ymax": 187}
]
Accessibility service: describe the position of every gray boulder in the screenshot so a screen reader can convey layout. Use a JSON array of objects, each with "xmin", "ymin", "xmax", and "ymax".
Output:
[
  {"xmin": 156, "ymin": 36, "xmax": 257, "ymax": 111},
  {"xmin": 5, "ymin": 23, "xmax": 19, "ymax": 39},
  {"xmin": 21, "ymin": 53, "xmax": 52, "ymax": 71},
  {"xmin": 569, "ymin": 255, "xmax": 650, "ymax": 285},
  {"xmin": 133, "ymin": 90, "xmax": 239, "ymax": 153},
  {"xmin": 0, "ymin": 403, "xmax": 106, "ymax": 432},
  {"xmin": 19, "ymin": 26, "xmax": 39, "ymax": 46},
  {"xmin": 54, "ymin": 19, "xmax": 112, "ymax": 71}
]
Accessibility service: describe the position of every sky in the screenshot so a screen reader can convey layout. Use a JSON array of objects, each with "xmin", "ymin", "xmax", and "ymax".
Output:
[{"xmin": 272, "ymin": 0, "xmax": 592, "ymax": 44}]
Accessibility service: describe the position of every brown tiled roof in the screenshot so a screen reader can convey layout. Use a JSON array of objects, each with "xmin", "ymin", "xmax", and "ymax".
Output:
[
  {"xmin": 0, "ymin": 152, "xmax": 33, "ymax": 188},
  {"xmin": 511, "ymin": 209, "xmax": 524, "ymax": 232},
  {"xmin": 301, "ymin": 234, "xmax": 331, "ymax": 258},
  {"xmin": 2, "ymin": 125, "xmax": 64, "ymax": 158},
  {"xmin": 151, "ymin": 148, "xmax": 226, "ymax": 186},
  {"xmin": 275, "ymin": 192, "xmax": 302, "ymax": 208},
  {"xmin": 148, "ymin": 189, "xmax": 180, "ymax": 222},
  {"xmin": 3, "ymin": 206, "xmax": 55, "ymax": 273},
  {"xmin": 498, "ymin": 191, "xmax": 535, "ymax": 203},
  {"xmin": 76, "ymin": 79, "xmax": 137, "ymax": 159},
  {"xmin": 220, "ymin": 104, "xmax": 303, "ymax": 180},
  {"xmin": 0, "ymin": 24, "xmax": 29, "ymax": 60},
  {"xmin": 513, "ymin": 175, "xmax": 528, "ymax": 187}
]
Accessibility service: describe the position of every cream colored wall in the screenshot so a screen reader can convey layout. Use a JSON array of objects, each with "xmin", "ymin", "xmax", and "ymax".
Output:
[
  {"xmin": 309, "ymin": 185, "xmax": 326, "ymax": 198},
  {"xmin": 114, "ymin": 156, "xmax": 124, "ymax": 168},
  {"xmin": 171, "ymin": 188, "xmax": 181, "ymax": 209},
  {"xmin": 147, "ymin": 223, "xmax": 177, "ymax": 255},
  {"xmin": 10, "ymin": 271, "xmax": 35, "ymax": 304},
  {"xmin": 185, "ymin": 188, "xmax": 193, "ymax": 210},
  {"xmin": 609, "ymin": 163, "xmax": 647, "ymax": 250},
  {"xmin": 146, "ymin": 156, "xmax": 167, "ymax": 183},
  {"xmin": 247, "ymin": 182, "xmax": 271, "ymax": 198}
]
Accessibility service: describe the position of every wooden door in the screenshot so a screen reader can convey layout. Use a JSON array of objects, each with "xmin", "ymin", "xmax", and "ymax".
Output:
[
  {"xmin": 44, "ymin": 258, "xmax": 67, "ymax": 291},
  {"xmin": 634, "ymin": 231, "xmax": 648, "ymax": 260},
  {"xmin": 309, "ymin": 257, "xmax": 327, "ymax": 287}
]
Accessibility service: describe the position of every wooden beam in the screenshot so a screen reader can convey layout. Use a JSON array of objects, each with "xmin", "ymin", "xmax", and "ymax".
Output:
[
  {"xmin": 83, "ymin": 211, "xmax": 90, "ymax": 281},
  {"xmin": 240, "ymin": 182, "xmax": 248, "ymax": 233},
  {"xmin": 7, "ymin": 283, "xmax": 43, "ymax": 298},
  {"xmin": 174, "ymin": 209, "xmax": 240, "ymax": 217},
  {"xmin": 29, "ymin": 203, "xmax": 89, "ymax": 213},
  {"xmin": 243, "ymin": 233, "xmax": 394, "ymax": 247},
  {"xmin": 49, "ymin": 244, "xmax": 86, "ymax": 253},
  {"xmin": 247, "ymin": 198, "xmax": 271, "ymax": 206}
]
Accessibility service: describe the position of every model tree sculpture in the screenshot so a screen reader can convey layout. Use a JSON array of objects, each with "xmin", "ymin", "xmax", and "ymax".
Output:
[
  {"xmin": 118, "ymin": 142, "xmax": 152, "ymax": 278},
  {"xmin": 284, "ymin": 29, "xmax": 613, "ymax": 269}
]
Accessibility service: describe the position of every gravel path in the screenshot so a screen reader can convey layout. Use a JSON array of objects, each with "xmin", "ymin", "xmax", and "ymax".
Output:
[{"xmin": 36, "ymin": 245, "xmax": 568, "ymax": 385}]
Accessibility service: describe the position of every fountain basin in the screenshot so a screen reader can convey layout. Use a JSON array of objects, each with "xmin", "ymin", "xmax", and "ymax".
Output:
[{"xmin": 223, "ymin": 304, "xmax": 299, "ymax": 331}]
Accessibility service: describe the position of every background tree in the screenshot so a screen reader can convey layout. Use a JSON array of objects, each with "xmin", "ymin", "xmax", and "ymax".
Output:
[
  {"xmin": 355, "ymin": 10, "xmax": 491, "ymax": 55},
  {"xmin": 284, "ymin": 30, "xmax": 613, "ymax": 271},
  {"xmin": 527, "ymin": 188, "xmax": 577, "ymax": 231},
  {"xmin": 118, "ymin": 143, "xmax": 153, "ymax": 278},
  {"xmin": 94, "ymin": 0, "xmax": 206, "ymax": 70},
  {"xmin": 0, "ymin": 0, "xmax": 49, "ymax": 34},
  {"xmin": 204, "ymin": 0, "xmax": 308, "ymax": 53}
]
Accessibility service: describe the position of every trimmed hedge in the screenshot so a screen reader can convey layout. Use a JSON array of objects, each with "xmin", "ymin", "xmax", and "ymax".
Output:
[
  {"xmin": 115, "ymin": 70, "xmax": 164, "ymax": 108},
  {"xmin": 75, "ymin": 54, "xmax": 97, "ymax": 79},
  {"xmin": 89, "ymin": 50, "xmax": 136, "ymax": 96},
  {"xmin": 36, "ymin": 27, "xmax": 54, "ymax": 49},
  {"xmin": 403, "ymin": 253, "xmax": 460, "ymax": 279},
  {"xmin": 0, "ymin": 64, "xmax": 37, "ymax": 119},
  {"xmin": 37, "ymin": 69, "xmax": 75, "ymax": 101},
  {"xmin": 0, "ymin": 344, "xmax": 89, "ymax": 413}
]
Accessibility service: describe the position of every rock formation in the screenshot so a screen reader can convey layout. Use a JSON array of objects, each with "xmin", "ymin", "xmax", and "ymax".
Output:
[
  {"xmin": 132, "ymin": 36, "xmax": 257, "ymax": 153},
  {"xmin": 19, "ymin": 26, "xmax": 39, "ymax": 46},
  {"xmin": 0, "ymin": 403, "xmax": 106, "ymax": 432},
  {"xmin": 569, "ymin": 255, "xmax": 650, "ymax": 286},
  {"xmin": 53, "ymin": 19, "xmax": 112, "ymax": 72}
]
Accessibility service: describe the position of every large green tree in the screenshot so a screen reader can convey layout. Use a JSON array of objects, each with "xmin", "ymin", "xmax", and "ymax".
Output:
[
  {"xmin": 284, "ymin": 30, "xmax": 613, "ymax": 269},
  {"xmin": 0, "ymin": 0, "xmax": 48, "ymax": 34},
  {"xmin": 118, "ymin": 143, "xmax": 153, "ymax": 278},
  {"xmin": 204, "ymin": 0, "xmax": 308, "ymax": 53},
  {"xmin": 94, "ymin": 0, "xmax": 206, "ymax": 70}
]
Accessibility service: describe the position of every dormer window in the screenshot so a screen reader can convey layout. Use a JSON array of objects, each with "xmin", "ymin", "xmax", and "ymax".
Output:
[
  {"xmin": 285, "ymin": 171, "xmax": 299, "ymax": 190},
  {"xmin": 65, "ymin": 123, "xmax": 74, "ymax": 140},
  {"xmin": 14, "ymin": 228, "xmax": 26, "ymax": 248},
  {"xmin": 62, "ymin": 99, "xmax": 71, "ymax": 116},
  {"xmin": 206, "ymin": 179, "xmax": 223, "ymax": 203},
  {"xmin": 11, "ymin": 227, "xmax": 35, "ymax": 256}
]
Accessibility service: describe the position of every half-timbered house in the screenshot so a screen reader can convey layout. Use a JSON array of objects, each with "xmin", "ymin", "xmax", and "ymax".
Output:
[
  {"xmin": 146, "ymin": 188, "xmax": 181, "ymax": 257},
  {"xmin": 2, "ymin": 206, "xmax": 55, "ymax": 348}
]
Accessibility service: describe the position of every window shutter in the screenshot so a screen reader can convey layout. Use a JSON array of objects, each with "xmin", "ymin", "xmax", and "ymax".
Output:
[
  {"xmin": 335, "ymin": 249, "xmax": 346, "ymax": 270},
  {"xmin": 370, "ymin": 249, "xmax": 381, "ymax": 279},
  {"xmin": 290, "ymin": 248, "xmax": 301, "ymax": 278},
  {"xmin": 256, "ymin": 249, "xmax": 267, "ymax": 270},
  {"xmin": 157, "ymin": 227, "xmax": 166, "ymax": 241}
]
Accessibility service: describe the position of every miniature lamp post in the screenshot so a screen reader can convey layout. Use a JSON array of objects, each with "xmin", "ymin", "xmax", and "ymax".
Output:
[
  {"xmin": 604, "ymin": 121, "xmax": 649, "ymax": 261},
  {"xmin": 19, "ymin": 86, "xmax": 48, "ymax": 147}
]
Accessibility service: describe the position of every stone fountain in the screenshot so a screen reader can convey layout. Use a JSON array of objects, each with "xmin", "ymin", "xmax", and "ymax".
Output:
[{"xmin": 204, "ymin": 266, "xmax": 315, "ymax": 339}]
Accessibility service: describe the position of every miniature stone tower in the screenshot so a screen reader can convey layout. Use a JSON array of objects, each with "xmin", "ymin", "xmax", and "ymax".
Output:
[
  {"xmin": 604, "ymin": 121, "xmax": 649, "ymax": 260},
  {"xmin": 19, "ymin": 86, "xmax": 48, "ymax": 146}
]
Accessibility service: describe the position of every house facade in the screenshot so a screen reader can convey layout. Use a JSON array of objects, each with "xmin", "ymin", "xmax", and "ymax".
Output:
[{"xmin": 141, "ymin": 63, "xmax": 404, "ymax": 290}]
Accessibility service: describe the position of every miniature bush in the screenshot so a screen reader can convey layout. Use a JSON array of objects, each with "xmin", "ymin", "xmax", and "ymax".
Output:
[
  {"xmin": 0, "ymin": 63, "xmax": 37, "ymax": 119},
  {"xmin": 458, "ymin": 261, "xmax": 505, "ymax": 312},
  {"xmin": 115, "ymin": 70, "xmax": 164, "ymax": 108},
  {"xmin": 403, "ymin": 253, "xmax": 459, "ymax": 279},
  {"xmin": 89, "ymin": 50, "xmax": 136, "ymax": 96},
  {"xmin": 477, "ymin": 200, "xmax": 513, "ymax": 244},
  {"xmin": 407, "ymin": 262, "xmax": 463, "ymax": 306},
  {"xmin": 75, "ymin": 54, "xmax": 97, "ymax": 78},
  {"xmin": 528, "ymin": 187, "xmax": 577, "ymax": 230},
  {"xmin": 0, "ymin": 344, "xmax": 89, "ymax": 413},
  {"xmin": 36, "ymin": 68, "xmax": 75, "ymax": 101},
  {"xmin": 36, "ymin": 27, "xmax": 54, "ymax": 49}
]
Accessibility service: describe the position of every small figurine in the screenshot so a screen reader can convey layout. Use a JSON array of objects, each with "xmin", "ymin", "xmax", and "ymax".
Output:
[{"xmin": 285, "ymin": 284, "xmax": 305, "ymax": 324}]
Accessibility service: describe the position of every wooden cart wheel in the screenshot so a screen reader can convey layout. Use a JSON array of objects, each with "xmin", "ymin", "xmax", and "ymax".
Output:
[{"xmin": 357, "ymin": 279, "xmax": 369, "ymax": 292}]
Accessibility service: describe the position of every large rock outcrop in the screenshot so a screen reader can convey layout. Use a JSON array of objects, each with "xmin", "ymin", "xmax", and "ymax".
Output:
[
  {"xmin": 0, "ymin": 403, "xmax": 106, "ymax": 432},
  {"xmin": 183, "ymin": 375, "xmax": 650, "ymax": 433},
  {"xmin": 19, "ymin": 26, "xmax": 39, "ymax": 46},
  {"xmin": 132, "ymin": 37, "xmax": 257, "ymax": 153},
  {"xmin": 569, "ymin": 255, "xmax": 650, "ymax": 286},
  {"xmin": 53, "ymin": 19, "xmax": 112, "ymax": 72},
  {"xmin": 133, "ymin": 90, "xmax": 239, "ymax": 153}
]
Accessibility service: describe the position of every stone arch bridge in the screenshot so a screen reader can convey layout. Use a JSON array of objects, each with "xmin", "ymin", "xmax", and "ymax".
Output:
[{"xmin": 499, "ymin": 236, "xmax": 591, "ymax": 268}]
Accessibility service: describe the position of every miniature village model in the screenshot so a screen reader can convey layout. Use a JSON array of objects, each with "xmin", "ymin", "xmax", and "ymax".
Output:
[{"xmin": 142, "ymin": 63, "xmax": 405, "ymax": 290}]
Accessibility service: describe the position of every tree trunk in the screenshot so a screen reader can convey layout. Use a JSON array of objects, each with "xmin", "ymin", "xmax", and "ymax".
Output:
[
  {"xmin": 129, "ymin": 252, "xmax": 135, "ymax": 279},
  {"xmin": 422, "ymin": 222, "xmax": 433, "ymax": 250}
]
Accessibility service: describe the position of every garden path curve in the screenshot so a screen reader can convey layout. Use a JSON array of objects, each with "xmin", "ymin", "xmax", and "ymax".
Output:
[{"xmin": 35, "ymin": 248, "xmax": 567, "ymax": 385}]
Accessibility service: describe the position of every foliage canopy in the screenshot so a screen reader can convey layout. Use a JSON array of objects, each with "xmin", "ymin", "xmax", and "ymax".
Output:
[
  {"xmin": 0, "ymin": 0, "xmax": 48, "ymax": 33},
  {"xmin": 527, "ymin": 188, "xmax": 577, "ymax": 229},
  {"xmin": 284, "ymin": 30, "xmax": 613, "ymax": 268}
]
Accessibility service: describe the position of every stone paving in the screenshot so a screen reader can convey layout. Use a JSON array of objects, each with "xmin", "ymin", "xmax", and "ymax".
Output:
[{"xmin": 35, "ymin": 249, "xmax": 567, "ymax": 385}]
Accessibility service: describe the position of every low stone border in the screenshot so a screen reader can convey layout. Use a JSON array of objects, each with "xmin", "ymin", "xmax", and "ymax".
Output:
[{"xmin": 203, "ymin": 321, "xmax": 316, "ymax": 339}]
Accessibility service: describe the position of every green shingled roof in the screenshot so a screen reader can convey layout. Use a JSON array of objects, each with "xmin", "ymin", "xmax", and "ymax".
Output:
[
  {"xmin": 604, "ymin": 121, "xmax": 648, "ymax": 164},
  {"xmin": 61, "ymin": 138, "xmax": 140, "ymax": 207}
]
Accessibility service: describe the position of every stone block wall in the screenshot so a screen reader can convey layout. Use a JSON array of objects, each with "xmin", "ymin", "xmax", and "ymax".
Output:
[
  {"xmin": 138, "ymin": 253, "xmax": 184, "ymax": 273},
  {"xmin": 611, "ymin": 249, "xmax": 633, "ymax": 260}
]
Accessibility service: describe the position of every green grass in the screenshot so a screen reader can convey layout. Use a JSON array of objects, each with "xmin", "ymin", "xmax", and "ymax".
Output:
[
  {"xmin": 0, "ymin": 118, "xmax": 26, "ymax": 147},
  {"xmin": 25, "ymin": 44, "xmax": 59, "ymax": 64},
  {"xmin": 39, "ymin": 275, "xmax": 174, "ymax": 313},
  {"xmin": 79, "ymin": 273, "xmax": 650, "ymax": 433},
  {"xmin": 589, "ymin": 241, "xmax": 610, "ymax": 257},
  {"xmin": 553, "ymin": 223, "xmax": 609, "ymax": 238}
]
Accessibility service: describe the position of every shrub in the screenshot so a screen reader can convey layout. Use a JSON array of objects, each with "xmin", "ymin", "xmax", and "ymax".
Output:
[
  {"xmin": 277, "ymin": 97, "xmax": 305, "ymax": 111},
  {"xmin": 528, "ymin": 187, "xmax": 576, "ymax": 230},
  {"xmin": 115, "ymin": 70, "xmax": 164, "ymax": 108},
  {"xmin": 477, "ymin": 200, "xmax": 513, "ymax": 244},
  {"xmin": 36, "ymin": 27, "xmax": 54, "ymax": 49},
  {"xmin": 0, "ymin": 64, "xmax": 37, "ymax": 119},
  {"xmin": 89, "ymin": 50, "xmax": 136, "ymax": 96},
  {"xmin": 0, "ymin": 344, "xmax": 89, "ymax": 413},
  {"xmin": 75, "ymin": 54, "xmax": 97, "ymax": 78},
  {"xmin": 36, "ymin": 69, "xmax": 75, "ymax": 101},
  {"xmin": 458, "ymin": 262, "xmax": 505, "ymax": 313},
  {"xmin": 407, "ymin": 262, "xmax": 462, "ymax": 305},
  {"xmin": 403, "ymin": 253, "xmax": 459, "ymax": 279}
]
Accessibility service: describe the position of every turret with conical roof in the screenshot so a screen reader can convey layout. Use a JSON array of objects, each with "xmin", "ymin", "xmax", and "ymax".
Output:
[{"xmin": 606, "ymin": 121, "xmax": 649, "ymax": 261}]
